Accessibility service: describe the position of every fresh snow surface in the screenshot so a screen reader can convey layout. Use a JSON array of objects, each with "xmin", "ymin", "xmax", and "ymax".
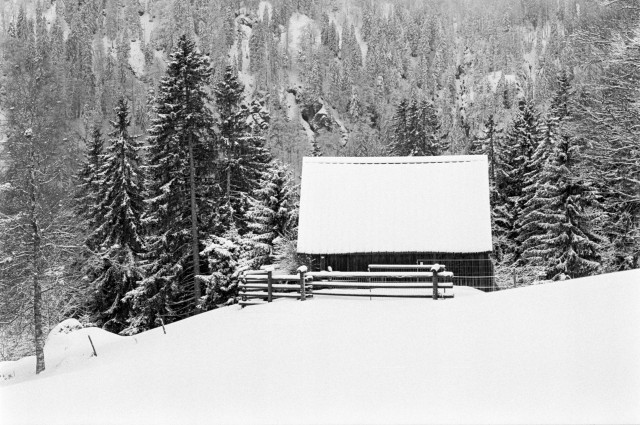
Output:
[
  {"xmin": 287, "ymin": 12, "xmax": 319, "ymax": 57},
  {"xmin": 2, "ymin": 270, "xmax": 639, "ymax": 424},
  {"xmin": 129, "ymin": 40, "xmax": 145, "ymax": 76},
  {"xmin": 258, "ymin": 1, "xmax": 272, "ymax": 21},
  {"xmin": 297, "ymin": 156, "xmax": 493, "ymax": 254},
  {"xmin": 139, "ymin": 12, "xmax": 156, "ymax": 45}
]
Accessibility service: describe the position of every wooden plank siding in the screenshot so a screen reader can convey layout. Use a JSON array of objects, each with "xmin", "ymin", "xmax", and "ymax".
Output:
[{"xmin": 306, "ymin": 252, "xmax": 496, "ymax": 292}]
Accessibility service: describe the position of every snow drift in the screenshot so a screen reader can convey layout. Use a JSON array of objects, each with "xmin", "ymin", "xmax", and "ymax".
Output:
[{"xmin": 1, "ymin": 270, "xmax": 639, "ymax": 424}]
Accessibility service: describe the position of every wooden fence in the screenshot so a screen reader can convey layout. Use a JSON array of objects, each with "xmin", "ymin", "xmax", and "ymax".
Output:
[
  {"xmin": 238, "ymin": 264, "xmax": 454, "ymax": 307},
  {"xmin": 239, "ymin": 270, "xmax": 313, "ymax": 307},
  {"xmin": 309, "ymin": 265, "xmax": 453, "ymax": 299}
]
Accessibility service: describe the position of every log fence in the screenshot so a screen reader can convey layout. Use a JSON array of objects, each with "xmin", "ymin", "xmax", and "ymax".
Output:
[
  {"xmin": 239, "ymin": 264, "xmax": 454, "ymax": 307},
  {"xmin": 239, "ymin": 269, "xmax": 313, "ymax": 307}
]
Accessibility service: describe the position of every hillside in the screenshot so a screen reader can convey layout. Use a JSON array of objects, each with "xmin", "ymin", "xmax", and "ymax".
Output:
[
  {"xmin": 2, "ymin": 270, "xmax": 639, "ymax": 424},
  {"xmin": 0, "ymin": 0, "xmax": 603, "ymax": 176}
]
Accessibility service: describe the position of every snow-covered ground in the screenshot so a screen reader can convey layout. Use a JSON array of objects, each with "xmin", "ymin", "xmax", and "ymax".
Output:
[{"xmin": 1, "ymin": 270, "xmax": 639, "ymax": 424}]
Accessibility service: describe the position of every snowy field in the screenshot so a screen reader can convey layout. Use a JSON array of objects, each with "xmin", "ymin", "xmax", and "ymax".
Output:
[{"xmin": 1, "ymin": 270, "xmax": 639, "ymax": 425}]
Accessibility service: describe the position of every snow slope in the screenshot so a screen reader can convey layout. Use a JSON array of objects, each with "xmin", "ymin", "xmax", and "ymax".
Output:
[{"xmin": 1, "ymin": 270, "xmax": 639, "ymax": 424}]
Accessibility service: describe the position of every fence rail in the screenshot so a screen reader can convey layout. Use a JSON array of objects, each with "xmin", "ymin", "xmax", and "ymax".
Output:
[{"xmin": 238, "ymin": 265, "xmax": 454, "ymax": 307}]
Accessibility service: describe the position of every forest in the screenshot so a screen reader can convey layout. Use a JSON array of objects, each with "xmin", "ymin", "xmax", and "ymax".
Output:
[{"xmin": 0, "ymin": 0, "xmax": 639, "ymax": 370}]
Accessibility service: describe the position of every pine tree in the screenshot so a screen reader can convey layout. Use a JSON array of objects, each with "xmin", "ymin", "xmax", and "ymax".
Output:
[
  {"xmin": 245, "ymin": 162, "xmax": 298, "ymax": 268},
  {"xmin": 310, "ymin": 138, "xmax": 323, "ymax": 157},
  {"xmin": 214, "ymin": 66, "xmax": 272, "ymax": 231},
  {"xmin": 134, "ymin": 36, "xmax": 216, "ymax": 329},
  {"xmin": 469, "ymin": 114, "xmax": 499, "ymax": 183},
  {"xmin": 389, "ymin": 98, "xmax": 446, "ymax": 156},
  {"xmin": 521, "ymin": 134, "xmax": 603, "ymax": 279},
  {"xmin": 87, "ymin": 98, "xmax": 145, "ymax": 333},
  {"xmin": 516, "ymin": 72, "xmax": 572, "ymax": 265},
  {"xmin": 75, "ymin": 127, "xmax": 105, "ymax": 230},
  {"xmin": 200, "ymin": 225, "xmax": 249, "ymax": 309},
  {"xmin": 494, "ymin": 97, "xmax": 542, "ymax": 263}
]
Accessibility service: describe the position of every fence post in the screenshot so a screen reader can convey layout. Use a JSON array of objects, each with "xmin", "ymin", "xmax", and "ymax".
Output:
[
  {"xmin": 160, "ymin": 317, "xmax": 166, "ymax": 334},
  {"xmin": 432, "ymin": 268, "xmax": 439, "ymax": 300},
  {"xmin": 299, "ymin": 270, "xmax": 306, "ymax": 301},
  {"xmin": 87, "ymin": 335, "xmax": 97, "ymax": 357},
  {"xmin": 267, "ymin": 270, "xmax": 273, "ymax": 303}
]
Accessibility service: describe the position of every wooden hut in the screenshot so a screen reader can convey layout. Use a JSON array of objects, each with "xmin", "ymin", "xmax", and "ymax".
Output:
[{"xmin": 296, "ymin": 156, "xmax": 496, "ymax": 291}]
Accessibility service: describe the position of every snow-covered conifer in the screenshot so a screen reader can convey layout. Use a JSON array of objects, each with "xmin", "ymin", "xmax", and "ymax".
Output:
[
  {"xmin": 494, "ymin": 97, "xmax": 542, "ymax": 263},
  {"xmin": 521, "ymin": 135, "xmax": 603, "ymax": 279},
  {"xmin": 75, "ymin": 127, "xmax": 105, "ymax": 231},
  {"xmin": 215, "ymin": 66, "xmax": 272, "ymax": 231},
  {"xmin": 389, "ymin": 98, "xmax": 445, "ymax": 156},
  {"xmin": 134, "ymin": 36, "xmax": 217, "ymax": 328},
  {"xmin": 85, "ymin": 98, "xmax": 145, "ymax": 333},
  {"xmin": 245, "ymin": 162, "xmax": 298, "ymax": 268}
]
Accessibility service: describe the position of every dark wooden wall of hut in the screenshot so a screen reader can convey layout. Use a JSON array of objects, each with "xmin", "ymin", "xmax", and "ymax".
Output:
[{"xmin": 307, "ymin": 252, "xmax": 496, "ymax": 292}]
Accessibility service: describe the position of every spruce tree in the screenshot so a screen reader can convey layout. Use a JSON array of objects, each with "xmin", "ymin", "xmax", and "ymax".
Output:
[
  {"xmin": 389, "ymin": 98, "xmax": 445, "ymax": 156},
  {"xmin": 522, "ymin": 135, "xmax": 603, "ymax": 279},
  {"xmin": 469, "ymin": 114, "xmax": 499, "ymax": 183},
  {"xmin": 134, "ymin": 35, "xmax": 216, "ymax": 329},
  {"xmin": 517, "ymin": 72, "xmax": 572, "ymax": 265},
  {"xmin": 388, "ymin": 99, "xmax": 409, "ymax": 154},
  {"xmin": 87, "ymin": 98, "xmax": 145, "ymax": 333},
  {"xmin": 310, "ymin": 138, "xmax": 323, "ymax": 157},
  {"xmin": 214, "ymin": 66, "xmax": 272, "ymax": 231},
  {"xmin": 245, "ymin": 162, "xmax": 298, "ymax": 268},
  {"xmin": 75, "ymin": 127, "xmax": 105, "ymax": 230},
  {"xmin": 200, "ymin": 225, "xmax": 248, "ymax": 309},
  {"xmin": 494, "ymin": 97, "xmax": 542, "ymax": 263}
]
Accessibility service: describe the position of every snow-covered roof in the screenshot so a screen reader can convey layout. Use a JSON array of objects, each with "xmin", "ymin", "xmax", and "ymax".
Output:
[{"xmin": 297, "ymin": 155, "xmax": 493, "ymax": 254}]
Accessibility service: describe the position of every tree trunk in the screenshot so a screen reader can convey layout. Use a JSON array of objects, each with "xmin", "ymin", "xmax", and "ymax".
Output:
[
  {"xmin": 29, "ymin": 151, "xmax": 45, "ymax": 374},
  {"xmin": 187, "ymin": 130, "xmax": 201, "ymax": 303},
  {"xmin": 226, "ymin": 164, "xmax": 231, "ymax": 201}
]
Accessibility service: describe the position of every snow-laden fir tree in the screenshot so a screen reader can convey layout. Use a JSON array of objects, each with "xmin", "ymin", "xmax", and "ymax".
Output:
[
  {"xmin": 516, "ymin": 72, "xmax": 571, "ymax": 266},
  {"xmin": 214, "ymin": 66, "xmax": 272, "ymax": 232},
  {"xmin": 199, "ymin": 225, "xmax": 250, "ymax": 309},
  {"xmin": 469, "ymin": 114, "xmax": 499, "ymax": 183},
  {"xmin": 494, "ymin": 97, "xmax": 542, "ymax": 263},
  {"xmin": 520, "ymin": 127, "xmax": 603, "ymax": 279},
  {"xmin": 132, "ymin": 36, "xmax": 216, "ymax": 330},
  {"xmin": 389, "ymin": 98, "xmax": 446, "ymax": 156},
  {"xmin": 85, "ymin": 98, "xmax": 145, "ymax": 333},
  {"xmin": 75, "ymin": 127, "xmax": 105, "ymax": 231},
  {"xmin": 244, "ymin": 161, "xmax": 299, "ymax": 268}
]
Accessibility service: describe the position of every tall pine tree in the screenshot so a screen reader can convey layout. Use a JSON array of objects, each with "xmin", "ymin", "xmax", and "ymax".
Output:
[
  {"xmin": 134, "ymin": 36, "xmax": 216, "ymax": 329},
  {"xmin": 494, "ymin": 97, "xmax": 542, "ymax": 263},
  {"xmin": 214, "ymin": 66, "xmax": 272, "ymax": 231},
  {"xmin": 86, "ymin": 98, "xmax": 145, "ymax": 333},
  {"xmin": 75, "ymin": 127, "xmax": 105, "ymax": 230}
]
